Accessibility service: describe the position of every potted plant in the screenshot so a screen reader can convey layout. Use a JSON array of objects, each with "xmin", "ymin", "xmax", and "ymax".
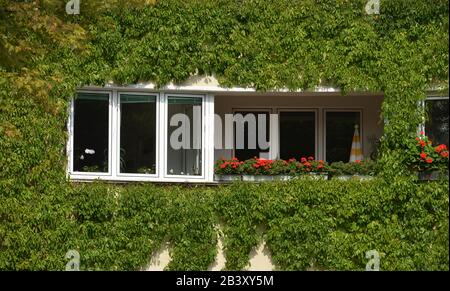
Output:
[
  {"xmin": 137, "ymin": 165, "xmax": 156, "ymax": 174},
  {"xmin": 329, "ymin": 159, "xmax": 377, "ymax": 180},
  {"xmin": 293, "ymin": 157, "xmax": 329, "ymax": 180},
  {"xmin": 240, "ymin": 157, "xmax": 277, "ymax": 182},
  {"xmin": 405, "ymin": 132, "xmax": 449, "ymax": 181},
  {"xmin": 214, "ymin": 157, "xmax": 243, "ymax": 182}
]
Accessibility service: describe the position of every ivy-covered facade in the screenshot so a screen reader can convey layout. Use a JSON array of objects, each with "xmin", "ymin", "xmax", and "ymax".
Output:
[{"xmin": 0, "ymin": 0, "xmax": 448, "ymax": 270}]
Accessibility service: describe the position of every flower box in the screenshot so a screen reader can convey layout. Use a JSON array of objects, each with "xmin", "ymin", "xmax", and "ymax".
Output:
[
  {"xmin": 214, "ymin": 174, "xmax": 242, "ymax": 182},
  {"xmin": 417, "ymin": 171, "xmax": 448, "ymax": 181},
  {"xmin": 295, "ymin": 172, "xmax": 329, "ymax": 180},
  {"xmin": 333, "ymin": 175, "xmax": 374, "ymax": 181},
  {"xmin": 273, "ymin": 175, "xmax": 293, "ymax": 181},
  {"xmin": 242, "ymin": 175, "xmax": 275, "ymax": 182}
]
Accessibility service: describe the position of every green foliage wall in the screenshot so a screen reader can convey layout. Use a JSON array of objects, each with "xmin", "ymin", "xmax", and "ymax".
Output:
[
  {"xmin": 0, "ymin": 0, "xmax": 448, "ymax": 270},
  {"xmin": 1, "ymin": 179, "xmax": 447, "ymax": 271}
]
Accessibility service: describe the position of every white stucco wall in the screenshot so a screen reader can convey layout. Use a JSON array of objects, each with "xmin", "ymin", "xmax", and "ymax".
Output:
[
  {"xmin": 144, "ymin": 226, "xmax": 276, "ymax": 271},
  {"xmin": 144, "ymin": 239, "xmax": 276, "ymax": 271}
]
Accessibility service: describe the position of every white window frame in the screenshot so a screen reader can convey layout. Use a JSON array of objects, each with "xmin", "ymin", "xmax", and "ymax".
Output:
[
  {"xmin": 116, "ymin": 92, "xmax": 160, "ymax": 178},
  {"xmin": 68, "ymin": 90, "xmax": 113, "ymax": 177},
  {"xmin": 421, "ymin": 96, "xmax": 449, "ymax": 137},
  {"xmin": 163, "ymin": 93, "xmax": 206, "ymax": 180},
  {"xmin": 68, "ymin": 89, "xmax": 215, "ymax": 183},
  {"xmin": 323, "ymin": 109, "xmax": 364, "ymax": 162}
]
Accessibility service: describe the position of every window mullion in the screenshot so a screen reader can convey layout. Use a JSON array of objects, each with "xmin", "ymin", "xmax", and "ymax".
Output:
[
  {"xmin": 159, "ymin": 93, "xmax": 167, "ymax": 178},
  {"xmin": 111, "ymin": 90, "xmax": 119, "ymax": 177}
]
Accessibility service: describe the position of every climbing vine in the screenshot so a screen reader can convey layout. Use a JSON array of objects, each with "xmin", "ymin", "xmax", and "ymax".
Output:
[{"xmin": 0, "ymin": 0, "xmax": 448, "ymax": 270}]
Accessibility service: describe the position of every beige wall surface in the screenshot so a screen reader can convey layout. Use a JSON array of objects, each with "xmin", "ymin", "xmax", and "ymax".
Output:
[{"xmin": 214, "ymin": 92, "xmax": 384, "ymax": 162}]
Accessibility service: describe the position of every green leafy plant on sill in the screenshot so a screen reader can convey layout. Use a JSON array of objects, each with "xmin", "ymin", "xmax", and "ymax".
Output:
[
  {"xmin": 328, "ymin": 159, "xmax": 378, "ymax": 176},
  {"xmin": 81, "ymin": 165, "xmax": 101, "ymax": 172},
  {"xmin": 136, "ymin": 165, "xmax": 156, "ymax": 174}
]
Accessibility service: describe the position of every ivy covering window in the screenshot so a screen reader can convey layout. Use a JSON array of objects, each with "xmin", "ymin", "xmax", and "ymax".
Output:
[
  {"xmin": 425, "ymin": 98, "xmax": 449, "ymax": 147},
  {"xmin": 73, "ymin": 92, "xmax": 110, "ymax": 173},
  {"xmin": 167, "ymin": 96, "xmax": 202, "ymax": 176},
  {"xmin": 326, "ymin": 111, "xmax": 361, "ymax": 163},
  {"xmin": 119, "ymin": 94, "xmax": 157, "ymax": 174}
]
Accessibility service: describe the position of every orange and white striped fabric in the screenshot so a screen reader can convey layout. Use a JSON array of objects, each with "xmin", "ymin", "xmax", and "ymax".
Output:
[{"xmin": 349, "ymin": 124, "xmax": 363, "ymax": 162}]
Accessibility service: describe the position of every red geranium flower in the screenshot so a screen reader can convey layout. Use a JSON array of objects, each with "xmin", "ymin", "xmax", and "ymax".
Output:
[
  {"xmin": 441, "ymin": 151, "xmax": 449, "ymax": 158},
  {"xmin": 435, "ymin": 144, "xmax": 447, "ymax": 153},
  {"xmin": 418, "ymin": 140, "xmax": 426, "ymax": 147},
  {"xmin": 420, "ymin": 131, "xmax": 425, "ymax": 135},
  {"xmin": 355, "ymin": 160, "xmax": 361, "ymax": 164},
  {"xmin": 425, "ymin": 158, "xmax": 433, "ymax": 164},
  {"xmin": 300, "ymin": 157, "xmax": 307, "ymax": 163},
  {"xmin": 420, "ymin": 152, "xmax": 427, "ymax": 159},
  {"xmin": 415, "ymin": 137, "xmax": 420, "ymax": 141},
  {"xmin": 308, "ymin": 156, "xmax": 314, "ymax": 161}
]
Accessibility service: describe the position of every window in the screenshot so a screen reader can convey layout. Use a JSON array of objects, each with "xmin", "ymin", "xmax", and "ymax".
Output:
[
  {"xmin": 425, "ymin": 98, "xmax": 449, "ymax": 147},
  {"xmin": 73, "ymin": 92, "xmax": 110, "ymax": 173},
  {"xmin": 233, "ymin": 110, "xmax": 270, "ymax": 161},
  {"xmin": 279, "ymin": 111, "xmax": 316, "ymax": 160},
  {"xmin": 325, "ymin": 111, "xmax": 361, "ymax": 163},
  {"xmin": 119, "ymin": 94, "xmax": 157, "ymax": 175},
  {"xmin": 166, "ymin": 96, "xmax": 203, "ymax": 176},
  {"xmin": 70, "ymin": 91, "xmax": 212, "ymax": 182}
]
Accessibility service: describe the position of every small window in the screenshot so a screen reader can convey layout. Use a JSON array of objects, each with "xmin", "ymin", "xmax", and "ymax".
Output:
[
  {"xmin": 279, "ymin": 111, "xmax": 316, "ymax": 160},
  {"xmin": 234, "ymin": 111, "xmax": 270, "ymax": 161},
  {"xmin": 326, "ymin": 111, "xmax": 361, "ymax": 163},
  {"xmin": 167, "ymin": 96, "xmax": 202, "ymax": 176},
  {"xmin": 119, "ymin": 94, "xmax": 157, "ymax": 175},
  {"xmin": 73, "ymin": 92, "xmax": 110, "ymax": 173},
  {"xmin": 425, "ymin": 98, "xmax": 449, "ymax": 147}
]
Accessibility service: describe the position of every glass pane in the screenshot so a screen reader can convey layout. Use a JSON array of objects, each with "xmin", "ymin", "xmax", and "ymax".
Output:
[
  {"xmin": 234, "ymin": 111, "xmax": 270, "ymax": 161},
  {"xmin": 120, "ymin": 94, "xmax": 157, "ymax": 174},
  {"xmin": 279, "ymin": 112, "xmax": 315, "ymax": 160},
  {"xmin": 326, "ymin": 112, "xmax": 361, "ymax": 163},
  {"xmin": 425, "ymin": 99, "xmax": 449, "ymax": 147},
  {"xmin": 167, "ymin": 96, "xmax": 202, "ymax": 176},
  {"xmin": 73, "ymin": 93, "xmax": 109, "ymax": 172}
]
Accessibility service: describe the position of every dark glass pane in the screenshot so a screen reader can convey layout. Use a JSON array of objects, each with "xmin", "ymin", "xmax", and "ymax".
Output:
[
  {"xmin": 120, "ymin": 94, "xmax": 157, "ymax": 174},
  {"xmin": 167, "ymin": 97, "xmax": 202, "ymax": 176},
  {"xmin": 425, "ymin": 99, "xmax": 449, "ymax": 147},
  {"xmin": 73, "ymin": 93, "xmax": 109, "ymax": 172},
  {"xmin": 234, "ymin": 111, "xmax": 270, "ymax": 161},
  {"xmin": 326, "ymin": 112, "xmax": 361, "ymax": 163},
  {"xmin": 279, "ymin": 112, "xmax": 315, "ymax": 160}
]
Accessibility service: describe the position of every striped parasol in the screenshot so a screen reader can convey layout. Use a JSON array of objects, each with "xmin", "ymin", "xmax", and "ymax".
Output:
[{"xmin": 349, "ymin": 124, "xmax": 363, "ymax": 162}]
